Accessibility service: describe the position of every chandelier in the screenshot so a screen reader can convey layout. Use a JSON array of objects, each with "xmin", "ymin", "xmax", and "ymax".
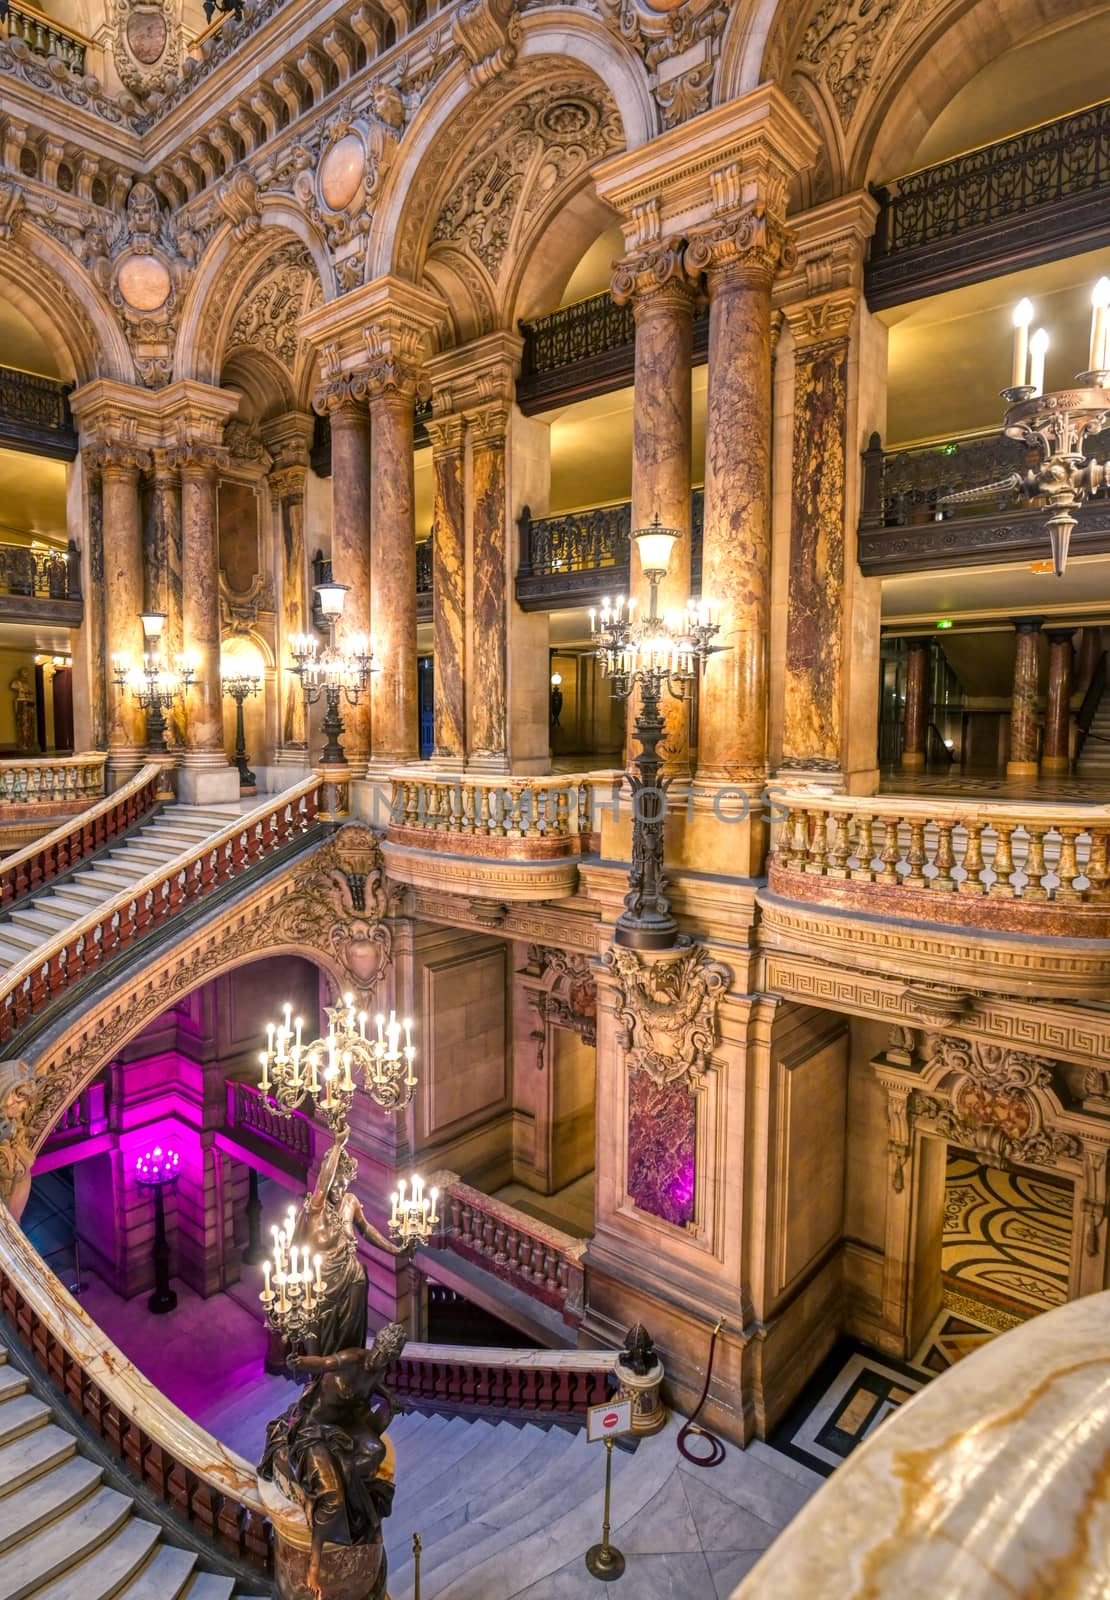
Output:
[
  {"xmin": 111, "ymin": 611, "xmax": 195, "ymax": 752},
  {"xmin": 940, "ymin": 278, "xmax": 1110, "ymax": 576},
  {"xmin": 289, "ymin": 582, "xmax": 374, "ymax": 765},
  {"xmin": 259, "ymin": 1202, "xmax": 324, "ymax": 1344},
  {"xmin": 388, "ymin": 1173, "xmax": 440, "ymax": 1249},
  {"xmin": 259, "ymin": 997, "xmax": 418, "ymax": 1135},
  {"xmin": 589, "ymin": 517, "xmax": 720, "ymax": 949}
]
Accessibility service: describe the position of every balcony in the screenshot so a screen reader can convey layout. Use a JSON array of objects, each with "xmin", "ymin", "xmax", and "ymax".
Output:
[
  {"xmin": 516, "ymin": 489, "xmax": 704, "ymax": 611},
  {"xmin": 518, "ymin": 295, "xmax": 709, "ymax": 413},
  {"xmin": 0, "ymin": 539, "xmax": 81, "ymax": 624},
  {"xmin": 868, "ymin": 96, "xmax": 1110, "ymax": 306},
  {"xmin": 857, "ymin": 427, "xmax": 1110, "ymax": 574},
  {"xmin": 1, "ymin": 1, "xmax": 88, "ymax": 76},
  {"xmin": 0, "ymin": 366, "xmax": 77, "ymax": 461}
]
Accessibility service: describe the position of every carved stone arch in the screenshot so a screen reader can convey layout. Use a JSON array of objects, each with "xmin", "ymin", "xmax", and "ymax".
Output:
[
  {"xmin": 785, "ymin": 73, "xmax": 842, "ymax": 207},
  {"xmin": 521, "ymin": 944, "xmax": 598, "ymax": 1074},
  {"xmin": 367, "ymin": 18, "xmax": 654, "ymax": 286},
  {"xmin": 848, "ymin": 0, "xmax": 1079, "ymax": 186},
  {"xmin": 717, "ymin": 0, "xmax": 796, "ymax": 100},
  {"xmin": 0, "ymin": 827, "xmax": 398, "ymax": 1205},
  {"xmin": 174, "ymin": 206, "xmax": 333, "ymax": 386},
  {"xmin": 0, "ymin": 223, "xmax": 135, "ymax": 386},
  {"xmin": 422, "ymin": 246, "xmax": 498, "ymax": 345},
  {"xmin": 221, "ymin": 344, "xmax": 298, "ymax": 422}
]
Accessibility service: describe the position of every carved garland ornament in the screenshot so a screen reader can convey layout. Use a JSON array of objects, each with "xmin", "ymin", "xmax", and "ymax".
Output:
[
  {"xmin": 524, "ymin": 945, "xmax": 598, "ymax": 1068},
  {"xmin": 604, "ymin": 943, "xmax": 729, "ymax": 1089},
  {"xmin": 0, "ymin": 827, "xmax": 397, "ymax": 1199}
]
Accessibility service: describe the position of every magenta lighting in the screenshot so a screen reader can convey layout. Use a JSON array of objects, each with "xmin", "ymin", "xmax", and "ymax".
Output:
[{"xmin": 135, "ymin": 1145, "xmax": 180, "ymax": 1186}]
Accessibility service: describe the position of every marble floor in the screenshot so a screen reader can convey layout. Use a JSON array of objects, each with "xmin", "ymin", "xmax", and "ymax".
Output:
[
  {"xmin": 494, "ymin": 1173, "xmax": 596, "ymax": 1240},
  {"xmin": 941, "ymin": 1151, "xmax": 1072, "ymax": 1317},
  {"xmin": 878, "ymin": 768, "xmax": 1109, "ymax": 801}
]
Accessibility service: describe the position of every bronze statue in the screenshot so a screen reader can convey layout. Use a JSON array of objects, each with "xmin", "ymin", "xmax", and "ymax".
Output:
[
  {"xmin": 9, "ymin": 668, "xmax": 36, "ymax": 754},
  {"xmin": 260, "ymin": 1321, "xmax": 408, "ymax": 1600},
  {"xmin": 620, "ymin": 1322, "xmax": 658, "ymax": 1377},
  {"xmin": 293, "ymin": 1130, "xmax": 413, "ymax": 1357}
]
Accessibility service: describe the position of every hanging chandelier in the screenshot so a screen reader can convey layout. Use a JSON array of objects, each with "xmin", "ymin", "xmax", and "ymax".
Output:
[
  {"xmin": 259, "ymin": 1203, "xmax": 324, "ymax": 1344},
  {"xmin": 940, "ymin": 277, "xmax": 1110, "ymax": 576},
  {"xmin": 258, "ymin": 996, "xmax": 418, "ymax": 1133}
]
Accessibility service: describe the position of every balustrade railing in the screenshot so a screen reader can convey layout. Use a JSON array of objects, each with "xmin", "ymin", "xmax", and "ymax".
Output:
[
  {"xmin": 0, "ymin": 1202, "xmax": 271, "ymax": 1570},
  {"xmin": 1, "ymin": 0, "xmax": 88, "ymax": 73},
  {"xmin": 227, "ymin": 1079, "xmax": 312, "ymax": 1161},
  {"xmin": 43, "ymin": 1081, "xmax": 107, "ymax": 1150},
  {"xmin": 771, "ymin": 792, "xmax": 1110, "ymax": 924},
  {"xmin": 387, "ymin": 770, "xmax": 595, "ymax": 859},
  {"xmin": 0, "ymin": 775, "xmax": 323, "ymax": 1049},
  {"xmin": 388, "ymin": 1343, "xmax": 613, "ymax": 1422},
  {"xmin": 0, "ymin": 752, "xmax": 104, "ymax": 811},
  {"xmin": 873, "ymin": 97, "xmax": 1110, "ymax": 260},
  {"xmin": 0, "ymin": 366, "xmax": 77, "ymax": 459},
  {"xmin": 517, "ymin": 489, "xmax": 704, "ymax": 609},
  {"xmin": 0, "ymin": 541, "xmax": 80, "ymax": 602},
  {"xmin": 520, "ymin": 294, "xmax": 635, "ymax": 377},
  {"xmin": 0, "ymin": 762, "xmax": 162, "ymax": 907},
  {"xmin": 441, "ymin": 1178, "xmax": 586, "ymax": 1321}
]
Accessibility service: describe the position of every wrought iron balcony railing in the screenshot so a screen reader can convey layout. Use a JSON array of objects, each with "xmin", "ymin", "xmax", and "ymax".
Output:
[
  {"xmin": 1, "ymin": 0, "xmax": 88, "ymax": 73},
  {"xmin": 311, "ymin": 543, "xmax": 432, "ymax": 628},
  {"xmin": 516, "ymin": 489, "xmax": 703, "ymax": 610},
  {"xmin": 0, "ymin": 366, "xmax": 77, "ymax": 460},
  {"xmin": 0, "ymin": 541, "xmax": 80, "ymax": 604},
  {"xmin": 518, "ymin": 294, "xmax": 709, "ymax": 412},
  {"xmin": 868, "ymin": 97, "xmax": 1110, "ymax": 304}
]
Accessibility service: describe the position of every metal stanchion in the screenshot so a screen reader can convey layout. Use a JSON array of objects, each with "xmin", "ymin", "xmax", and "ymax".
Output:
[
  {"xmin": 413, "ymin": 1531, "xmax": 423, "ymax": 1599},
  {"xmin": 585, "ymin": 1435, "xmax": 625, "ymax": 1580}
]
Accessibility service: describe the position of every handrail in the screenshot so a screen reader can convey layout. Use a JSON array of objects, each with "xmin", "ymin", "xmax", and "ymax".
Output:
[
  {"xmin": 388, "ymin": 769, "xmax": 596, "ymax": 857},
  {"xmin": 439, "ymin": 1177, "xmax": 586, "ymax": 1320},
  {"xmin": 1, "ymin": 0, "xmax": 90, "ymax": 72},
  {"xmin": 1075, "ymin": 650, "xmax": 1107, "ymax": 768},
  {"xmin": 0, "ymin": 772, "xmax": 323, "ymax": 1050},
  {"xmin": 226, "ymin": 1078, "xmax": 312, "ymax": 1161},
  {"xmin": 387, "ymin": 1341, "xmax": 615, "ymax": 1420},
  {"xmin": 0, "ymin": 751, "xmax": 105, "ymax": 809},
  {"xmin": 0, "ymin": 1198, "xmax": 271, "ymax": 1570},
  {"xmin": 0, "ymin": 761, "xmax": 163, "ymax": 908}
]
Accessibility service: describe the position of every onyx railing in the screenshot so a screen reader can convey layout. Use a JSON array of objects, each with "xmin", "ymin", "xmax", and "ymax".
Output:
[
  {"xmin": 770, "ymin": 791, "xmax": 1110, "ymax": 934},
  {"xmin": 388, "ymin": 1344, "xmax": 613, "ymax": 1424},
  {"xmin": 868, "ymin": 97, "xmax": 1110, "ymax": 305},
  {"xmin": 0, "ymin": 762, "xmax": 162, "ymax": 907},
  {"xmin": 0, "ymin": 751, "xmax": 105, "ymax": 814},
  {"xmin": 2, "ymin": 0, "xmax": 89, "ymax": 71},
  {"xmin": 439, "ymin": 1178, "xmax": 586, "ymax": 1324},
  {"xmin": 517, "ymin": 488, "xmax": 704, "ymax": 610},
  {"xmin": 0, "ymin": 366, "xmax": 77, "ymax": 460},
  {"xmin": 226, "ymin": 1079, "xmax": 313, "ymax": 1163},
  {"xmin": 0, "ymin": 775, "xmax": 323, "ymax": 1050},
  {"xmin": 858, "ymin": 429, "xmax": 1110, "ymax": 574},
  {"xmin": 518, "ymin": 293, "xmax": 709, "ymax": 411},
  {"xmin": 387, "ymin": 770, "xmax": 595, "ymax": 860}
]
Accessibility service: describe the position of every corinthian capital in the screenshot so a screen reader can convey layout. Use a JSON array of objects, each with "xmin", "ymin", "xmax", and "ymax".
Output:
[
  {"xmin": 172, "ymin": 439, "xmax": 229, "ymax": 474},
  {"xmin": 312, "ymin": 371, "xmax": 371, "ymax": 416},
  {"xmin": 686, "ymin": 205, "xmax": 796, "ymax": 289},
  {"xmin": 362, "ymin": 316, "xmax": 432, "ymax": 401},
  {"xmin": 84, "ymin": 439, "xmax": 152, "ymax": 476},
  {"xmin": 610, "ymin": 236, "xmax": 697, "ymax": 311}
]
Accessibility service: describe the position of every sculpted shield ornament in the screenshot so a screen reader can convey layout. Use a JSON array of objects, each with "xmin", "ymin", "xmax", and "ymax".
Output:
[{"xmin": 113, "ymin": 0, "xmax": 182, "ymax": 96}]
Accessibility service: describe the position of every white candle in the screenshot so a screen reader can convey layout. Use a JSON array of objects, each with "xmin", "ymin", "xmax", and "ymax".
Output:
[
  {"xmin": 1029, "ymin": 327, "xmax": 1049, "ymax": 396},
  {"xmin": 1011, "ymin": 298, "xmax": 1033, "ymax": 387},
  {"xmin": 262, "ymin": 1260, "xmax": 272, "ymax": 1300},
  {"xmin": 314, "ymin": 1254, "xmax": 323, "ymax": 1293},
  {"xmin": 1091, "ymin": 278, "xmax": 1110, "ymax": 372}
]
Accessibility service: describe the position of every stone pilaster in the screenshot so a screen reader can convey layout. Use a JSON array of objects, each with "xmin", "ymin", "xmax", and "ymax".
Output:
[
  {"xmin": 611, "ymin": 238, "xmax": 697, "ymax": 778},
  {"xmin": 313, "ymin": 374, "xmax": 372, "ymax": 772},
  {"xmin": 1008, "ymin": 616, "xmax": 1044, "ymax": 779},
  {"xmin": 176, "ymin": 439, "xmax": 238, "ymax": 802},
  {"xmin": 426, "ymin": 414, "xmax": 467, "ymax": 768},
  {"xmin": 1042, "ymin": 627, "xmax": 1075, "ymax": 776},
  {"xmin": 147, "ymin": 448, "xmax": 185, "ymax": 748},
  {"xmin": 468, "ymin": 403, "xmax": 511, "ymax": 772},
  {"xmin": 262, "ymin": 413, "xmax": 315, "ymax": 765}
]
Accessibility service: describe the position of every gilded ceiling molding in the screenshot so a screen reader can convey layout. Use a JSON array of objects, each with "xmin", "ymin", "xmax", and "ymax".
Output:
[{"xmin": 603, "ymin": 942, "xmax": 730, "ymax": 1089}]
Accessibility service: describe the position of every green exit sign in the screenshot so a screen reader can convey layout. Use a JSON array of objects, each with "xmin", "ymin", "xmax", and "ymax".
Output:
[{"xmin": 936, "ymin": 618, "xmax": 954, "ymax": 630}]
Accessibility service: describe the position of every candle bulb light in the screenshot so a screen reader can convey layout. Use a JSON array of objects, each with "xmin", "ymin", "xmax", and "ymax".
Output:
[
  {"xmin": 1028, "ymin": 326, "xmax": 1049, "ymax": 396},
  {"xmin": 388, "ymin": 1171, "xmax": 441, "ymax": 1249},
  {"xmin": 1011, "ymin": 297, "xmax": 1034, "ymax": 388}
]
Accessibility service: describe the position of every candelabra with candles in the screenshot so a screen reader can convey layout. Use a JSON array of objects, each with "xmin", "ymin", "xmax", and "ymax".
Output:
[
  {"xmin": 259, "ymin": 997, "xmax": 418, "ymax": 1135},
  {"xmin": 939, "ymin": 277, "xmax": 1110, "ymax": 576},
  {"xmin": 111, "ymin": 611, "xmax": 195, "ymax": 752},
  {"xmin": 388, "ymin": 1174, "xmax": 440, "ymax": 1249},
  {"xmin": 221, "ymin": 663, "xmax": 262, "ymax": 789},
  {"xmin": 259, "ymin": 1202, "xmax": 325, "ymax": 1344},
  {"xmin": 289, "ymin": 581, "xmax": 374, "ymax": 766},
  {"xmin": 589, "ymin": 517, "xmax": 720, "ymax": 950},
  {"xmin": 135, "ymin": 1144, "xmax": 180, "ymax": 1315}
]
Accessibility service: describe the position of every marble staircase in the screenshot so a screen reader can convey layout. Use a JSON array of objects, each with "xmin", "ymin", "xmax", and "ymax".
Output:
[
  {"xmin": 0, "ymin": 804, "xmax": 243, "ymax": 972},
  {"xmin": 1078, "ymin": 696, "xmax": 1110, "ymax": 777},
  {"xmin": 0, "ymin": 1331, "xmax": 261, "ymax": 1599}
]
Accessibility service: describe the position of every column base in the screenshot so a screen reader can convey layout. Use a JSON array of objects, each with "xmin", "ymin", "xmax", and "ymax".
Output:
[
  {"xmin": 107, "ymin": 747, "xmax": 148, "ymax": 790},
  {"xmin": 430, "ymin": 751, "xmax": 465, "ymax": 772},
  {"xmin": 1040, "ymin": 756, "xmax": 1071, "ymax": 775},
  {"xmin": 366, "ymin": 753, "xmax": 418, "ymax": 777},
  {"xmin": 273, "ymin": 745, "xmax": 311, "ymax": 768},
  {"xmin": 176, "ymin": 762, "xmax": 242, "ymax": 805},
  {"xmin": 1005, "ymin": 760, "xmax": 1040, "ymax": 779},
  {"xmin": 466, "ymin": 752, "xmax": 510, "ymax": 775},
  {"xmin": 900, "ymin": 752, "xmax": 926, "ymax": 771},
  {"xmin": 773, "ymin": 762, "xmax": 846, "ymax": 793}
]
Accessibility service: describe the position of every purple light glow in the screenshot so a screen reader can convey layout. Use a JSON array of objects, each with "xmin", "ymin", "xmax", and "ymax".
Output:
[{"xmin": 135, "ymin": 1144, "xmax": 180, "ymax": 1186}]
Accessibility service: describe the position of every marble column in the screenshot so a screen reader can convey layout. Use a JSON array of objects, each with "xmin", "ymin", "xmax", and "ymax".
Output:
[
  {"xmin": 780, "ymin": 297, "xmax": 857, "ymax": 780},
  {"xmin": 270, "ymin": 463, "xmax": 309, "ymax": 756},
  {"xmin": 1007, "ymin": 615, "xmax": 1044, "ymax": 779},
  {"xmin": 611, "ymin": 240, "xmax": 696, "ymax": 777},
  {"xmin": 1041, "ymin": 627, "xmax": 1074, "ymax": 776},
  {"xmin": 94, "ymin": 442, "xmax": 150, "ymax": 783},
  {"xmin": 367, "ymin": 378, "xmax": 420, "ymax": 771},
  {"xmin": 468, "ymin": 405, "xmax": 509, "ymax": 771},
  {"xmin": 147, "ymin": 448, "xmax": 184, "ymax": 748},
  {"xmin": 313, "ymin": 376, "xmax": 371, "ymax": 771},
  {"xmin": 177, "ymin": 443, "xmax": 238, "ymax": 803},
  {"xmin": 427, "ymin": 414, "xmax": 466, "ymax": 767},
  {"xmin": 687, "ymin": 210, "xmax": 794, "ymax": 786},
  {"xmin": 901, "ymin": 638, "xmax": 930, "ymax": 772}
]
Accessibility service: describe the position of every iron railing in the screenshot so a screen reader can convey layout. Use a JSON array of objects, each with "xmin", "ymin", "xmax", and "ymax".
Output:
[
  {"xmin": 517, "ymin": 489, "xmax": 704, "ymax": 609},
  {"xmin": 0, "ymin": 366, "xmax": 77, "ymax": 459},
  {"xmin": 0, "ymin": 541, "xmax": 79, "ymax": 600}
]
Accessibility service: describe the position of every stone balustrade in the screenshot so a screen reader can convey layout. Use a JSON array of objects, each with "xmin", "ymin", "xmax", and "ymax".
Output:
[
  {"xmin": 1, "ymin": 0, "xmax": 88, "ymax": 73},
  {"xmin": 0, "ymin": 1199, "xmax": 271, "ymax": 1571},
  {"xmin": 0, "ymin": 761, "xmax": 162, "ymax": 905},
  {"xmin": 388, "ymin": 1342, "xmax": 613, "ymax": 1423},
  {"xmin": 386, "ymin": 770, "xmax": 596, "ymax": 860},
  {"xmin": 440, "ymin": 1178, "xmax": 586, "ymax": 1323},
  {"xmin": 0, "ymin": 751, "xmax": 105, "ymax": 812},
  {"xmin": 770, "ymin": 789, "xmax": 1110, "ymax": 933},
  {"xmin": 226, "ymin": 1079, "xmax": 313, "ymax": 1162},
  {"xmin": 0, "ymin": 775, "xmax": 323, "ymax": 1049}
]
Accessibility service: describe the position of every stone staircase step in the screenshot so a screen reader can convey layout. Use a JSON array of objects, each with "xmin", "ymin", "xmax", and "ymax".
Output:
[
  {"xmin": 0, "ymin": 1364, "xmax": 27, "ymax": 1403},
  {"xmin": 25, "ymin": 1511, "xmax": 162, "ymax": 1600},
  {"xmin": 0, "ymin": 1393, "xmax": 53, "ymax": 1448},
  {"xmin": 388, "ymin": 1419, "xmax": 497, "ymax": 1528},
  {"xmin": 0, "ymin": 1455, "xmax": 103, "ymax": 1554},
  {"xmin": 0, "ymin": 1483, "xmax": 132, "ymax": 1599},
  {"xmin": 0, "ymin": 1425, "xmax": 77, "ymax": 1496},
  {"xmin": 110, "ymin": 1544, "xmax": 198, "ymax": 1600},
  {"xmin": 179, "ymin": 1573, "xmax": 240, "ymax": 1600},
  {"xmin": 8, "ymin": 909, "xmax": 75, "ymax": 937},
  {"xmin": 389, "ymin": 1420, "xmax": 554, "ymax": 1553}
]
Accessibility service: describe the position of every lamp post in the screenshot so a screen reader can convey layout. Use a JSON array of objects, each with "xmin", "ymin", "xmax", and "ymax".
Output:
[
  {"xmin": 111, "ymin": 611, "xmax": 194, "ymax": 753},
  {"xmin": 289, "ymin": 582, "xmax": 374, "ymax": 766},
  {"xmin": 550, "ymin": 672, "xmax": 564, "ymax": 731},
  {"xmin": 590, "ymin": 518, "xmax": 720, "ymax": 950},
  {"xmin": 135, "ymin": 1144, "xmax": 180, "ymax": 1315},
  {"xmin": 941, "ymin": 277, "xmax": 1110, "ymax": 576},
  {"xmin": 221, "ymin": 664, "xmax": 262, "ymax": 789}
]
